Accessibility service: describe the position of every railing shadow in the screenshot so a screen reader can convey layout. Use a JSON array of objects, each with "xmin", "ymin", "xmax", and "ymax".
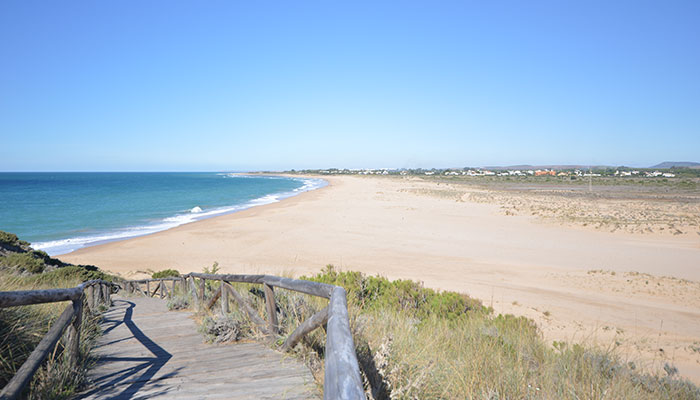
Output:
[{"xmin": 79, "ymin": 300, "xmax": 177, "ymax": 399}]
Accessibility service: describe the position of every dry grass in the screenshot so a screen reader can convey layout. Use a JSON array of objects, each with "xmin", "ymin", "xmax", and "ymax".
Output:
[
  {"xmin": 358, "ymin": 310, "xmax": 699, "ymax": 399},
  {"xmin": 0, "ymin": 271, "xmax": 104, "ymax": 399},
  {"xmin": 176, "ymin": 266, "xmax": 700, "ymax": 399}
]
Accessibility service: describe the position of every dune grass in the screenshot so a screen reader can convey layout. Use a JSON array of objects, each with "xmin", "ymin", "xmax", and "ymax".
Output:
[
  {"xmin": 0, "ymin": 231, "xmax": 116, "ymax": 399},
  {"xmin": 0, "ymin": 272, "xmax": 107, "ymax": 399}
]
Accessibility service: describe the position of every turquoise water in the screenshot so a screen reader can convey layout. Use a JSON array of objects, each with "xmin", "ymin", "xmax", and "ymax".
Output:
[{"xmin": 0, "ymin": 173, "xmax": 325, "ymax": 255}]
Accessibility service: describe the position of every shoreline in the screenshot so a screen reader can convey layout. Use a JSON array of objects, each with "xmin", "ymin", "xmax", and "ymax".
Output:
[
  {"xmin": 63, "ymin": 174, "xmax": 335, "ymax": 267},
  {"xmin": 61, "ymin": 174, "xmax": 700, "ymax": 383},
  {"xmin": 35, "ymin": 174, "xmax": 327, "ymax": 256}
]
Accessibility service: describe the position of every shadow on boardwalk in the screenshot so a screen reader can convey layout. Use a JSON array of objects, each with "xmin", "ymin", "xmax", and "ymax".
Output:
[
  {"xmin": 80, "ymin": 300, "xmax": 176, "ymax": 398},
  {"xmin": 77, "ymin": 296, "xmax": 316, "ymax": 399}
]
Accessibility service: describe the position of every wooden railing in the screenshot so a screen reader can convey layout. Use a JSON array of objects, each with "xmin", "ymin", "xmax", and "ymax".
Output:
[
  {"xmin": 0, "ymin": 280, "xmax": 117, "ymax": 399},
  {"xmin": 123, "ymin": 273, "xmax": 365, "ymax": 400}
]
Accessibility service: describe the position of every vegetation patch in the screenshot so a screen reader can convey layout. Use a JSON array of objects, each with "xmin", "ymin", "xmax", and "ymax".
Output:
[
  {"xmin": 166, "ymin": 294, "xmax": 190, "ymax": 310},
  {"xmin": 199, "ymin": 312, "xmax": 252, "ymax": 343},
  {"xmin": 303, "ymin": 265, "xmax": 488, "ymax": 320},
  {"xmin": 0, "ymin": 231, "xmax": 115, "ymax": 399},
  {"xmin": 177, "ymin": 264, "xmax": 700, "ymax": 399},
  {"xmin": 152, "ymin": 269, "xmax": 180, "ymax": 279},
  {"xmin": 0, "ymin": 252, "xmax": 45, "ymax": 274}
]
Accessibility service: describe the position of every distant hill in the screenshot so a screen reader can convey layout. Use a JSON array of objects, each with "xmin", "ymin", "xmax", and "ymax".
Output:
[{"xmin": 650, "ymin": 161, "xmax": 700, "ymax": 169}]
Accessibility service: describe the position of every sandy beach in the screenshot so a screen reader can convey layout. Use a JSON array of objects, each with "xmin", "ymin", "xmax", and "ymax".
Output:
[{"xmin": 62, "ymin": 175, "xmax": 700, "ymax": 383}]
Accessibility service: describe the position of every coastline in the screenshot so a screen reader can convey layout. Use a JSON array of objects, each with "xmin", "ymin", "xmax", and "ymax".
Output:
[
  {"xmin": 61, "ymin": 174, "xmax": 700, "ymax": 383},
  {"xmin": 33, "ymin": 174, "xmax": 326, "ymax": 256}
]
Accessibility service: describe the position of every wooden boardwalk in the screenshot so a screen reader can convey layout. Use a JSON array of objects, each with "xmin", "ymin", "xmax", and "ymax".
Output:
[{"xmin": 77, "ymin": 295, "xmax": 317, "ymax": 399}]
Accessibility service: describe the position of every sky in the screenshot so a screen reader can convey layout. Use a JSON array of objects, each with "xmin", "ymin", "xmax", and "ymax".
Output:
[{"xmin": 1, "ymin": 1, "xmax": 699, "ymax": 171}]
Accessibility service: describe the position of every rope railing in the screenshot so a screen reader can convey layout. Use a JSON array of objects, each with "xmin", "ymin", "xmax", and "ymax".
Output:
[
  {"xmin": 122, "ymin": 273, "xmax": 365, "ymax": 400},
  {"xmin": 0, "ymin": 279, "xmax": 118, "ymax": 399}
]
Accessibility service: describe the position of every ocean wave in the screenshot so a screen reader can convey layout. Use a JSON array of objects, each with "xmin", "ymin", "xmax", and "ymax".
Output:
[{"xmin": 32, "ymin": 175, "xmax": 327, "ymax": 256}]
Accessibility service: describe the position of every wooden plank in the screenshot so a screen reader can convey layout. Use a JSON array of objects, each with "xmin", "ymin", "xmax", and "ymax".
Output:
[
  {"xmin": 263, "ymin": 284, "xmax": 279, "ymax": 334},
  {"xmin": 282, "ymin": 306, "xmax": 329, "ymax": 351},
  {"xmin": 79, "ymin": 295, "xmax": 316, "ymax": 399},
  {"xmin": 0, "ymin": 303, "xmax": 75, "ymax": 398},
  {"xmin": 323, "ymin": 287, "xmax": 364, "ymax": 400}
]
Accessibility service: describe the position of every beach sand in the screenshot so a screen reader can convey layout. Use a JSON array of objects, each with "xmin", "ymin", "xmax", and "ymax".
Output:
[{"xmin": 62, "ymin": 175, "xmax": 700, "ymax": 383}]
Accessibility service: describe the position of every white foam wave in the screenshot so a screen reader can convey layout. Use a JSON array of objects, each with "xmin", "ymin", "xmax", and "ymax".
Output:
[{"xmin": 32, "ymin": 175, "xmax": 327, "ymax": 256}]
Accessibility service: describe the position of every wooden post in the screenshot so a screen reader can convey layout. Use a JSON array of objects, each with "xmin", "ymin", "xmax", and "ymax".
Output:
[
  {"xmin": 66, "ymin": 297, "xmax": 83, "ymax": 364},
  {"xmin": 198, "ymin": 278, "xmax": 205, "ymax": 303},
  {"xmin": 94, "ymin": 284, "xmax": 103, "ymax": 308},
  {"xmin": 87, "ymin": 285, "xmax": 95, "ymax": 312},
  {"xmin": 159, "ymin": 280, "xmax": 165, "ymax": 299},
  {"xmin": 189, "ymin": 276, "xmax": 199, "ymax": 308},
  {"xmin": 263, "ymin": 283, "xmax": 279, "ymax": 334},
  {"xmin": 221, "ymin": 279, "xmax": 229, "ymax": 313},
  {"xmin": 146, "ymin": 280, "xmax": 151, "ymax": 297},
  {"xmin": 102, "ymin": 284, "xmax": 110, "ymax": 307}
]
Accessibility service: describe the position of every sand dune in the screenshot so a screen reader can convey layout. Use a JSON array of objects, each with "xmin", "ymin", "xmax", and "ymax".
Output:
[{"xmin": 62, "ymin": 175, "xmax": 700, "ymax": 383}]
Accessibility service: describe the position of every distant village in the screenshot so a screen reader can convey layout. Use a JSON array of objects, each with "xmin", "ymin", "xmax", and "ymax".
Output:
[{"xmin": 289, "ymin": 167, "xmax": 695, "ymax": 179}]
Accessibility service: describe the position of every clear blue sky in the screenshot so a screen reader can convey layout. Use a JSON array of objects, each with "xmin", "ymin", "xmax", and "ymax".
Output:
[{"xmin": 1, "ymin": 1, "xmax": 698, "ymax": 171}]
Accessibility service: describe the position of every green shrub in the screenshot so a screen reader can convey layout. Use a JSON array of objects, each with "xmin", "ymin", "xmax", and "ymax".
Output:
[
  {"xmin": 25, "ymin": 265, "xmax": 112, "ymax": 284},
  {"xmin": 152, "ymin": 269, "xmax": 180, "ymax": 279},
  {"xmin": 203, "ymin": 262, "xmax": 220, "ymax": 274},
  {"xmin": 0, "ymin": 231, "xmax": 29, "ymax": 248},
  {"xmin": 303, "ymin": 265, "xmax": 488, "ymax": 320},
  {"xmin": 0, "ymin": 252, "xmax": 45, "ymax": 273}
]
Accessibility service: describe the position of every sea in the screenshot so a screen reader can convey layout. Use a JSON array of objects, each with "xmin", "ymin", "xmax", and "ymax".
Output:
[{"xmin": 0, "ymin": 172, "xmax": 326, "ymax": 256}]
